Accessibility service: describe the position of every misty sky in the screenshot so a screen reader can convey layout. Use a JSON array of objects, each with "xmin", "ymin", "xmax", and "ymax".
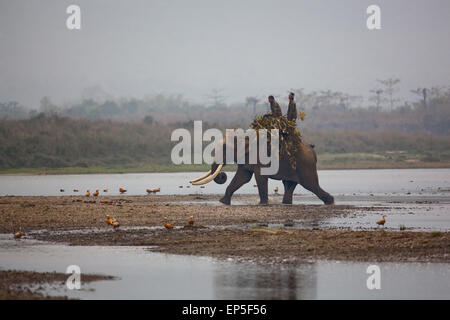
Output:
[{"xmin": 0, "ymin": 0, "xmax": 449, "ymax": 107}]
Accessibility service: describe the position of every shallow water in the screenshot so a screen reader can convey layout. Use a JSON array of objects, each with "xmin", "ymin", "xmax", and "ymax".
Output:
[
  {"xmin": 0, "ymin": 236, "xmax": 448, "ymax": 300},
  {"xmin": 1, "ymin": 169, "xmax": 449, "ymax": 300},
  {"xmin": 1, "ymin": 169, "xmax": 449, "ymax": 232},
  {"xmin": 0, "ymin": 168, "xmax": 449, "ymax": 197}
]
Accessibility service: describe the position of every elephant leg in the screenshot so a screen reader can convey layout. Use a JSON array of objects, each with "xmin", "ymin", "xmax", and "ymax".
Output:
[
  {"xmin": 254, "ymin": 173, "xmax": 269, "ymax": 205},
  {"xmin": 219, "ymin": 167, "xmax": 253, "ymax": 205},
  {"xmin": 298, "ymin": 167, "xmax": 334, "ymax": 205},
  {"xmin": 282, "ymin": 180, "xmax": 297, "ymax": 204}
]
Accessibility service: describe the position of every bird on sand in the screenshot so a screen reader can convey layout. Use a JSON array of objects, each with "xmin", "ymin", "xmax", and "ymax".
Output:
[
  {"xmin": 178, "ymin": 185, "xmax": 183, "ymax": 188},
  {"xmin": 85, "ymin": 189, "xmax": 90, "ymax": 197},
  {"xmin": 377, "ymin": 215, "xmax": 387, "ymax": 227},
  {"xmin": 93, "ymin": 189, "xmax": 99, "ymax": 197},
  {"xmin": 60, "ymin": 189, "xmax": 65, "ymax": 193},
  {"xmin": 73, "ymin": 189, "xmax": 79, "ymax": 192},
  {"xmin": 164, "ymin": 217, "xmax": 174, "ymax": 230},
  {"xmin": 103, "ymin": 189, "xmax": 108, "ymax": 193},
  {"xmin": 111, "ymin": 218, "xmax": 120, "ymax": 231},
  {"xmin": 200, "ymin": 186, "xmax": 205, "ymax": 189},
  {"xmin": 153, "ymin": 188, "xmax": 160, "ymax": 193},
  {"xmin": 14, "ymin": 227, "xmax": 22, "ymax": 239},
  {"xmin": 119, "ymin": 188, "xmax": 127, "ymax": 194},
  {"xmin": 106, "ymin": 215, "xmax": 113, "ymax": 225},
  {"xmin": 146, "ymin": 188, "xmax": 153, "ymax": 194},
  {"xmin": 188, "ymin": 216, "xmax": 194, "ymax": 226}
]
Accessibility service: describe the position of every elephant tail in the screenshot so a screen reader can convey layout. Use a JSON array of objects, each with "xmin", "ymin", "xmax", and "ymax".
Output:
[{"xmin": 310, "ymin": 144, "xmax": 318, "ymax": 163}]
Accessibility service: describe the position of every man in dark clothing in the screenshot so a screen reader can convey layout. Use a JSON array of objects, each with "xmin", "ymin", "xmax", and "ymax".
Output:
[
  {"xmin": 268, "ymin": 95, "xmax": 282, "ymax": 117},
  {"xmin": 287, "ymin": 92, "xmax": 297, "ymax": 122}
]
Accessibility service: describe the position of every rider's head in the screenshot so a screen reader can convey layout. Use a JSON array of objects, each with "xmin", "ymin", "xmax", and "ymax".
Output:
[{"xmin": 268, "ymin": 95, "xmax": 274, "ymax": 103}]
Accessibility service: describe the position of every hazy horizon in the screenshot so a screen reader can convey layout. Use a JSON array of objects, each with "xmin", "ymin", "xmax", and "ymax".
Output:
[{"xmin": 1, "ymin": 0, "xmax": 450, "ymax": 108}]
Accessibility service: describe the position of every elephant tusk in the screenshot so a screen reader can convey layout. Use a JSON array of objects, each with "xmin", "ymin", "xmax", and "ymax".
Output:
[
  {"xmin": 191, "ymin": 165, "xmax": 223, "ymax": 185},
  {"xmin": 189, "ymin": 170, "xmax": 212, "ymax": 183}
]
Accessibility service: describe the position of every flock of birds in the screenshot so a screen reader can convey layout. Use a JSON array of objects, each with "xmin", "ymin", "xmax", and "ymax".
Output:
[
  {"xmin": 13, "ymin": 185, "xmax": 390, "ymax": 239},
  {"xmin": 106, "ymin": 215, "xmax": 121, "ymax": 231},
  {"xmin": 59, "ymin": 187, "xmax": 161, "ymax": 197},
  {"xmin": 163, "ymin": 216, "xmax": 195, "ymax": 230},
  {"xmin": 60, "ymin": 185, "xmax": 283, "ymax": 196},
  {"xmin": 63, "ymin": 185, "xmax": 284, "ymax": 197},
  {"xmin": 102, "ymin": 215, "xmax": 194, "ymax": 232}
]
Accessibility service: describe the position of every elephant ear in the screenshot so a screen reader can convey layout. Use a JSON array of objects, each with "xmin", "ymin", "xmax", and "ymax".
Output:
[{"xmin": 214, "ymin": 172, "xmax": 227, "ymax": 184}]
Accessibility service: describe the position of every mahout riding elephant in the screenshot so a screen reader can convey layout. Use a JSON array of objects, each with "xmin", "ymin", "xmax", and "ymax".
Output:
[{"xmin": 189, "ymin": 132, "xmax": 334, "ymax": 205}]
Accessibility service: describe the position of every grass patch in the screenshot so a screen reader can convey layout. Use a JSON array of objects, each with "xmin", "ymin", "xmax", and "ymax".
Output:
[{"xmin": 317, "ymin": 151, "xmax": 450, "ymax": 170}]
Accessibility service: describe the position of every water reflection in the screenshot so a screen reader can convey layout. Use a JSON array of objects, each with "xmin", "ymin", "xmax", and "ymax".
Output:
[
  {"xmin": 0, "ymin": 237, "xmax": 448, "ymax": 299},
  {"xmin": 214, "ymin": 263, "xmax": 317, "ymax": 299}
]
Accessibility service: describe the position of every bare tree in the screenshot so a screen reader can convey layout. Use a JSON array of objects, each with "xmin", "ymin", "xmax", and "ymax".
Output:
[
  {"xmin": 206, "ymin": 88, "xmax": 227, "ymax": 107},
  {"xmin": 411, "ymin": 87, "xmax": 428, "ymax": 109},
  {"xmin": 341, "ymin": 93, "xmax": 363, "ymax": 109},
  {"xmin": 245, "ymin": 96, "xmax": 260, "ymax": 117},
  {"xmin": 377, "ymin": 78, "xmax": 401, "ymax": 110},
  {"xmin": 39, "ymin": 96, "xmax": 60, "ymax": 115},
  {"xmin": 369, "ymin": 89, "xmax": 384, "ymax": 110}
]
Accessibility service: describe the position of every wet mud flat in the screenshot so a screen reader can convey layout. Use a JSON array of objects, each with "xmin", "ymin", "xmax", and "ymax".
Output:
[
  {"xmin": 0, "ymin": 270, "xmax": 114, "ymax": 299},
  {"xmin": 0, "ymin": 194, "xmax": 356, "ymax": 233},
  {"xmin": 1, "ymin": 195, "xmax": 448, "ymax": 264},
  {"xmin": 32, "ymin": 227, "xmax": 449, "ymax": 264}
]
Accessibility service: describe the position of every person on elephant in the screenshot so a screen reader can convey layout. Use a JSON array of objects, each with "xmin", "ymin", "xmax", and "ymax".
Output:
[
  {"xmin": 268, "ymin": 95, "xmax": 282, "ymax": 117},
  {"xmin": 287, "ymin": 92, "xmax": 297, "ymax": 122}
]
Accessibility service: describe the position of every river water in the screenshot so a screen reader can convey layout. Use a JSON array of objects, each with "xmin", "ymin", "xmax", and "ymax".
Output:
[
  {"xmin": 0, "ymin": 168, "xmax": 449, "ymax": 198},
  {"xmin": 1, "ymin": 169, "xmax": 449, "ymax": 299},
  {"xmin": 0, "ymin": 236, "xmax": 448, "ymax": 300}
]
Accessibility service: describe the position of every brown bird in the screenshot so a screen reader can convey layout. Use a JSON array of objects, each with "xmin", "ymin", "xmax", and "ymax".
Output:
[
  {"xmin": 377, "ymin": 215, "xmax": 387, "ymax": 227},
  {"xmin": 85, "ymin": 189, "xmax": 90, "ymax": 197},
  {"xmin": 106, "ymin": 215, "xmax": 113, "ymax": 225},
  {"xmin": 164, "ymin": 217, "xmax": 174, "ymax": 230},
  {"xmin": 274, "ymin": 187, "xmax": 279, "ymax": 193},
  {"xmin": 119, "ymin": 188, "xmax": 127, "ymax": 194},
  {"xmin": 103, "ymin": 188, "xmax": 108, "ymax": 193},
  {"xmin": 153, "ymin": 188, "xmax": 160, "ymax": 193},
  {"xmin": 93, "ymin": 189, "xmax": 99, "ymax": 197},
  {"xmin": 146, "ymin": 188, "xmax": 153, "ymax": 194},
  {"xmin": 112, "ymin": 218, "xmax": 120, "ymax": 231},
  {"xmin": 178, "ymin": 185, "xmax": 183, "ymax": 188},
  {"xmin": 60, "ymin": 189, "xmax": 65, "ymax": 193},
  {"xmin": 14, "ymin": 227, "xmax": 22, "ymax": 239},
  {"xmin": 73, "ymin": 189, "xmax": 79, "ymax": 192},
  {"xmin": 188, "ymin": 216, "xmax": 194, "ymax": 226}
]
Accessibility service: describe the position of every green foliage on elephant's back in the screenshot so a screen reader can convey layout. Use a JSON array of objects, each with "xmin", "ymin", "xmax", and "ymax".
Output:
[{"xmin": 250, "ymin": 115, "xmax": 302, "ymax": 170}]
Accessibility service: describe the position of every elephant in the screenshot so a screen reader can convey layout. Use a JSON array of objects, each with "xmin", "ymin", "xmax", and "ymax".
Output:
[{"xmin": 189, "ymin": 133, "xmax": 334, "ymax": 206}]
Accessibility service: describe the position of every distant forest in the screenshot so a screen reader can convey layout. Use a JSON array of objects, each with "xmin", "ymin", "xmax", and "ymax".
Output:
[
  {"xmin": 0, "ymin": 83, "xmax": 449, "ymax": 170},
  {"xmin": 2, "ymin": 83, "xmax": 449, "ymax": 135}
]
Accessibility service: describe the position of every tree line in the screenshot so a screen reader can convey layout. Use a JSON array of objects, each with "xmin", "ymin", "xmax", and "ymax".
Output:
[
  {"xmin": 1, "ymin": 82, "xmax": 449, "ymax": 135},
  {"xmin": 0, "ymin": 115, "xmax": 449, "ymax": 169}
]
